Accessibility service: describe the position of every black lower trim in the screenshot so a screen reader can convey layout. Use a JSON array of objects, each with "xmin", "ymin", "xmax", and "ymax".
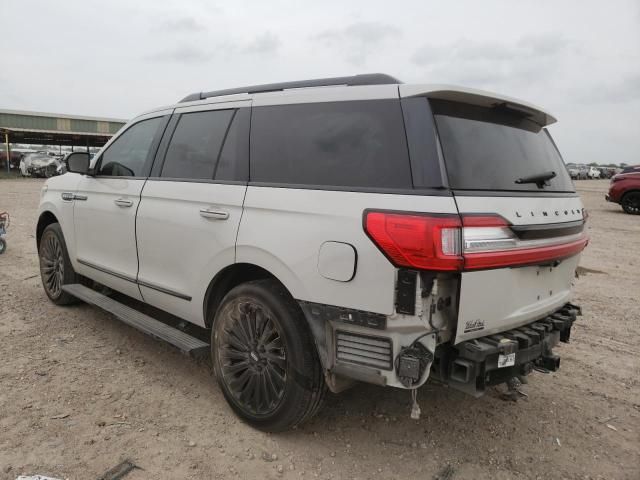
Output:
[
  {"xmin": 432, "ymin": 303, "xmax": 580, "ymax": 397},
  {"xmin": 138, "ymin": 280, "xmax": 192, "ymax": 301},
  {"xmin": 510, "ymin": 219, "xmax": 585, "ymax": 240},
  {"xmin": 299, "ymin": 301, "xmax": 387, "ymax": 330},
  {"xmin": 77, "ymin": 258, "xmax": 137, "ymax": 283},
  {"xmin": 77, "ymin": 258, "xmax": 192, "ymax": 301}
]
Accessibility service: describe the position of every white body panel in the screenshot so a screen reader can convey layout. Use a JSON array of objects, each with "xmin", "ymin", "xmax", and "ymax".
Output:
[
  {"xmin": 38, "ymin": 173, "xmax": 81, "ymax": 257},
  {"xmin": 237, "ymin": 187, "xmax": 458, "ymax": 315},
  {"xmin": 456, "ymin": 254, "xmax": 580, "ymax": 343},
  {"xmin": 454, "ymin": 194, "xmax": 584, "ymax": 343},
  {"xmin": 136, "ymin": 180, "xmax": 246, "ymax": 325},
  {"xmin": 73, "ymin": 176, "xmax": 145, "ymax": 300}
]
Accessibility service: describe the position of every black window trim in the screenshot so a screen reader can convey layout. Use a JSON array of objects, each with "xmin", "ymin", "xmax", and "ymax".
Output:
[
  {"xmin": 399, "ymin": 96, "xmax": 448, "ymax": 190},
  {"xmin": 93, "ymin": 114, "xmax": 170, "ymax": 179},
  {"xmin": 246, "ymin": 181, "xmax": 451, "ymax": 196},
  {"xmin": 150, "ymin": 106, "xmax": 249, "ymax": 183}
]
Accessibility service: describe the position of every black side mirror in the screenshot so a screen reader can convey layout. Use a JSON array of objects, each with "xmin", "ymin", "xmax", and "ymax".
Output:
[{"xmin": 66, "ymin": 152, "xmax": 90, "ymax": 175}]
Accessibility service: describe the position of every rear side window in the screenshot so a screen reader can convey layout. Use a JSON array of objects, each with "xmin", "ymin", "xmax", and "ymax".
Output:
[
  {"xmin": 161, "ymin": 109, "xmax": 235, "ymax": 180},
  {"xmin": 432, "ymin": 100, "xmax": 575, "ymax": 193},
  {"xmin": 250, "ymin": 100, "xmax": 412, "ymax": 189}
]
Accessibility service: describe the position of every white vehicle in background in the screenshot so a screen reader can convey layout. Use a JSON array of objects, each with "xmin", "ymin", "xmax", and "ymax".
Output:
[
  {"xmin": 36, "ymin": 74, "xmax": 587, "ymax": 432},
  {"xmin": 20, "ymin": 153, "xmax": 62, "ymax": 178},
  {"xmin": 587, "ymin": 166, "xmax": 601, "ymax": 179}
]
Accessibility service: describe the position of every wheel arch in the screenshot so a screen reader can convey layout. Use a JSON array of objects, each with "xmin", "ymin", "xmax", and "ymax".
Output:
[
  {"xmin": 203, "ymin": 263, "xmax": 292, "ymax": 328},
  {"xmin": 36, "ymin": 210, "xmax": 60, "ymax": 249},
  {"xmin": 621, "ymin": 189, "xmax": 640, "ymax": 200}
]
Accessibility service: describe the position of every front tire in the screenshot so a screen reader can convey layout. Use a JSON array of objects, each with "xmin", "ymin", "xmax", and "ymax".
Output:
[
  {"xmin": 212, "ymin": 279, "xmax": 326, "ymax": 432},
  {"xmin": 621, "ymin": 192, "xmax": 640, "ymax": 215},
  {"xmin": 39, "ymin": 223, "xmax": 79, "ymax": 305}
]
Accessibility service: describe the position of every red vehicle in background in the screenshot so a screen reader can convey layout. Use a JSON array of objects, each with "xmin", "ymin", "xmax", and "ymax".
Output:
[{"xmin": 606, "ymin": 165, "xmax": 640, "ymax": 215}]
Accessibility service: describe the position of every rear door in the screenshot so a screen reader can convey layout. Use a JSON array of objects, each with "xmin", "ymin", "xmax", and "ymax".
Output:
[
  {"xmin": 73, "ymin": 112, "xmax": 169, "ymax": 300},
  {"xmin": 135, "ymin": 101, "xmax": 250, "ymax": 325},
  {"xmin": 428, "ymin": 98, "xmax": 587, "ymax": 343}
]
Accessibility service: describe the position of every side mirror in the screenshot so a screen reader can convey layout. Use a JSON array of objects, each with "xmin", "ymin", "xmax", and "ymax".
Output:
[{"xmin": 65, "ymin": 152, "xmax": 90, "ymax": 175}]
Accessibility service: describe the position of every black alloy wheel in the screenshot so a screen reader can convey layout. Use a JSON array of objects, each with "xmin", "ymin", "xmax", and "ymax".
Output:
[
  {"xmin": 38, "ymin": 223, "xmax": 79, "ymax": 305},
  {"xmin": 217, "ymin": 300, "xmax": 287, "ymax": 416},
  {"xmin": 212, "ymin": 280, "xmax": 326, "ymax": 431}
]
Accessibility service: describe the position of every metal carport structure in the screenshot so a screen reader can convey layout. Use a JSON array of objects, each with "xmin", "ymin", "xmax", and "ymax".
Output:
[{"xmin": 1, "ymin": 109, "xmax": 127, "ymax": 172}]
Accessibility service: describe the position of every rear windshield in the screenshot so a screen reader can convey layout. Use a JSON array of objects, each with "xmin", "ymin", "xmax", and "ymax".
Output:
[{"xmin": 432, "ymin": 100, "xmax": 574, "ymax": 193}]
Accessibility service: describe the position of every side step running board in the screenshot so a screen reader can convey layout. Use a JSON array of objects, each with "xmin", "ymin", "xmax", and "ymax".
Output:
[{"xmin": 62, "ymin": 284, "xmax": 209, "ymax": 357}]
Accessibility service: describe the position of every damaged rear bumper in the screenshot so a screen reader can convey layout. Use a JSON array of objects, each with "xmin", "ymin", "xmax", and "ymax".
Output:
[{"xmin": 431, "ymin": 303, "xmax": 581, "ymax": 397}]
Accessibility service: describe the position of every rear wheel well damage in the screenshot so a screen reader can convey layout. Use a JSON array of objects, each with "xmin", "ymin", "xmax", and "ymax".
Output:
[
  {"xmin": 203, "ymin": 263, "xmax": 290, "ymax": 328},
  {"xmin": 36, "ymin": 211, "xmax": 59, "ymax": 249},
  {"xmin": 203, "ymin": 263, "xmax": 331, "ymax": 385}
]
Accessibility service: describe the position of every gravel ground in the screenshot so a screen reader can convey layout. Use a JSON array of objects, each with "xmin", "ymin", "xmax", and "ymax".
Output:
[{"xmin": 0, "ymin": 178, "xmax": 638, "ymax": 480}]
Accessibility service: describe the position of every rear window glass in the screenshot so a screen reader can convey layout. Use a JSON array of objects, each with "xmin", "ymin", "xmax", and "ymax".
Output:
[
  {"xmin": 432, "ymin": 100, "xmax": 574, "ymax": 192},
  {"xmin": 250, "ymin": 100, "xmax": 412, "ymax": 189}
]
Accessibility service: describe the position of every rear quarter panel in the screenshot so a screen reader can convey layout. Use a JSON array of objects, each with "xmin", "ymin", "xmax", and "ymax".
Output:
[{"xmin": 236, "ymin": 187, "xmax": 458, "ymax": 315}]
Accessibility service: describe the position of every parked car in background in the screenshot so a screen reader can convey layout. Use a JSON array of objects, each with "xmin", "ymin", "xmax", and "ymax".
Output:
[
  {"xmin": 587, "ymin": 166, "xmax": 601, "ymax": 179},
  {"xmin": 568, "ymin": 167, "xmax": 580, "ymax": 180},
  {"xmin": 620, "ymin": 165, "xmax": 640, "ymax": 175},
  {"xmin": 0, "ymin": 151, "xmax": 24, "ymax": 171},
  {"xmin": 607, "ymin": 166, "xmax": 640, "ymax": 214},
  {"xmin": 20, "ymin": 153, "xmax": 62, "ymax": 178}
]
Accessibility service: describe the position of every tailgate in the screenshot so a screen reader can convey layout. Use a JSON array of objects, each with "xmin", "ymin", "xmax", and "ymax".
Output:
[{"xmin": 454, "ymin": 195, "xmax": 585, "ymax": 343}]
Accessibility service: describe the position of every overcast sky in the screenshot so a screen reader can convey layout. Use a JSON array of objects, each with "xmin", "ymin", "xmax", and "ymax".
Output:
[{"xmin": 2, "ymin": 0, "xmax": 639, "ymax": 165}]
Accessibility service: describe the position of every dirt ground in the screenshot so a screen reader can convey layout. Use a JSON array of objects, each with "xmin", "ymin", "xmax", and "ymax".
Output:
[{"xmin": 0, "ymin": 178, "xmax": 638, "ymax": 480}]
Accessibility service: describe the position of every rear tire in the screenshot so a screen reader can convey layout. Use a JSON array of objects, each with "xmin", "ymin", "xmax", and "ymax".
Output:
[
  {"xmin": 211, "ymin": 279, "xmax": 326, "ymax": 432},
  {"xmin": 621, "ymin": 192, "xmax": 640, "ymax": 215},
  {"xmin": 39, "ymin": 223, "xmax": 79, "ymax": 305}
]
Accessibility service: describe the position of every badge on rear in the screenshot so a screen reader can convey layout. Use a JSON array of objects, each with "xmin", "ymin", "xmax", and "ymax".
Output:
[{"xmin": 464, "ymin": 319, "xmax": 485, "ymax": 333}]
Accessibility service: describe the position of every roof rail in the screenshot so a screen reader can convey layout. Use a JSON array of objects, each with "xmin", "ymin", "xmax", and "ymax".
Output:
[{"xmin": 179, "ymin": 73, "xmax": 402, "ymax": 103}]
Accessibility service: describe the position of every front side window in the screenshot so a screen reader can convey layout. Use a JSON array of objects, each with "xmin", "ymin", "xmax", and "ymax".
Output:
[
  {"xmin": 97, "ymin": 117, "xmax": 163, "ymax": 177},
  {"xmin": 250, "ymin": 100, "xmax": 412, "ymax": 189},
  {"xmin": 161, "ymin": 109, "xmax": 235, "ymax": 180}
]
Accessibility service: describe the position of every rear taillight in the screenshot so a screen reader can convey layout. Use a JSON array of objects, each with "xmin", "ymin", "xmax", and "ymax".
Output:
[
  {"xmin": 364, "ymin": 211, "xmax": 463, "ymax": 271},
  {"xmin": 364, "ymin": 211, "xmax": 588, "ymax": 272}
]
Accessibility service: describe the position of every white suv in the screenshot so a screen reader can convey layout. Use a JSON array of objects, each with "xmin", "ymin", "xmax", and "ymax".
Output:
[{"xmin": 37, "ymin": 74, "xmax": 587, "ymax": 431}]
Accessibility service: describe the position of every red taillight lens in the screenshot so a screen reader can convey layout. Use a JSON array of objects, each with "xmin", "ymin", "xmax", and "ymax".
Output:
[
  {"xmin": 364, "ymin": 210, "xmax": 588, "ymax": 272},
  {"xmin": 364, "ymin": 211, "xmax": 463, "ymax": 271}
]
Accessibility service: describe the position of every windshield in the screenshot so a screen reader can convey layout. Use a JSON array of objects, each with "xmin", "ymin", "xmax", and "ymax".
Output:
[{"xmin": 432, "ymin": 100, "xmax": 574, "ymax": 193}]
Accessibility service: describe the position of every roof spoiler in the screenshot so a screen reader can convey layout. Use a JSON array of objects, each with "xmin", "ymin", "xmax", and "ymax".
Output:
[{"xmin": 399, "ymin": 84, "xmax": 557, "ymax": 126}]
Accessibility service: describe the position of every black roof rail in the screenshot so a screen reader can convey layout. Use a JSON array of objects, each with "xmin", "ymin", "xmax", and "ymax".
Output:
[{"xmin": 179, "ymin": 73, "xmax": 402, "ymax": 103}]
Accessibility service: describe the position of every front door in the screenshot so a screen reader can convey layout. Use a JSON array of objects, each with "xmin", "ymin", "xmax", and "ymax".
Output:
[
  {"xmin": 73, "ymin": 112, "xmax": 170, "ymax": 300},
  {"xmin": 136, "ymin": 101, "xmax": 250, "ymax": 325}
]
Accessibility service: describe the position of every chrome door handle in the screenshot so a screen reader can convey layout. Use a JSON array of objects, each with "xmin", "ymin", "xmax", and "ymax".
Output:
[
  {"xmin": 114, "ymin": 198, "xmax": 133, "ymax": 208},
  {"xmin": 199, "ymin": 208, "xmax": 229, "ymax": 220}
]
